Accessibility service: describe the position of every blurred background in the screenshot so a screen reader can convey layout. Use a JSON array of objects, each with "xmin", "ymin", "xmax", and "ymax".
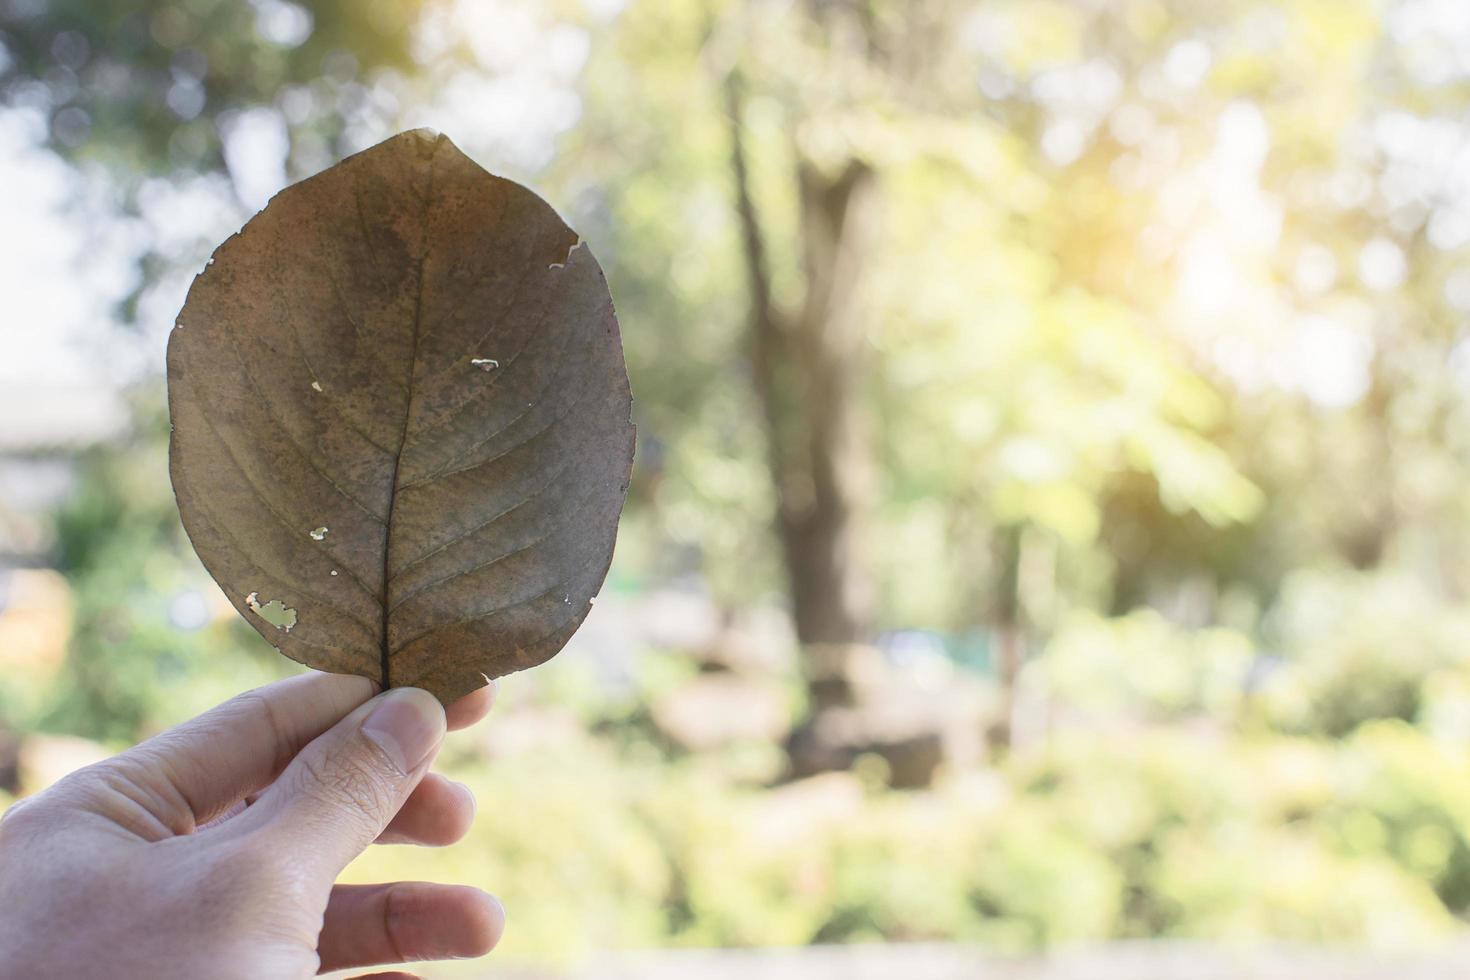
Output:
[{"xmin": 5, "ymin": 0, "xmax": 1470, "ymax": 976}]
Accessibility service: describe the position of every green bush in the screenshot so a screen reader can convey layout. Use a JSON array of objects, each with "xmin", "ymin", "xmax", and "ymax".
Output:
[
  {"xmin": 335, "ymin": 717, "xmax": 1468, "ymax": 968},
  {"xmin": 1258, "ymin": 571, "xmax": 1470, "ymax": 737},
  {"xmin": 344, "ymin": 738, "xmax": 673, "ymax": 965},
  {"xmin": 967, "ymin": 800, "xmax": 1125, "ymax": 948}
]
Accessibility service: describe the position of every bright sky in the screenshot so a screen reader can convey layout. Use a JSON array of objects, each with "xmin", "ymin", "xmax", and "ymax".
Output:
[
  {"xmin": 0, "ymin": 109, "xmax": 135, "ymax": 389},
  {"xmin": 0, "ymin": 108, "xmax": 139, "ymax": 447}
]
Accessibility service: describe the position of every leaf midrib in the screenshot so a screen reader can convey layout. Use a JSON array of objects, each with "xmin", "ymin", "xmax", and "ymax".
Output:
[{"xmin": 379, "ymin": 135, "xmax": 441, "ymax": 687}]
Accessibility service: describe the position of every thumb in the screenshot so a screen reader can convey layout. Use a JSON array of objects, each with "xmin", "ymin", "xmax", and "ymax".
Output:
[{"xmin": 245, "ymin": 687, "xmax": 446, "ymax": 877}]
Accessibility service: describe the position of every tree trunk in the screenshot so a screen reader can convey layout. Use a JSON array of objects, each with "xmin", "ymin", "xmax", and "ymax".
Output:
[
  {"xmin": 988, "ymin": 524, "xmax": 1025, "ymax": 751},
  {"xmin": 725, "ymin": 72, "xmax": 879, "ymax": 710},
  {"xmin": 785, "ymin": 159, "xmax": 878, "ymax": 648}
]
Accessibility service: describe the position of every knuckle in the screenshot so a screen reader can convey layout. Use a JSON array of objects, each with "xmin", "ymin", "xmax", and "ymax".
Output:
[
  {"xmin": 230, "ymin": 689, "xmax": 295, "ymax": 775},
  {"xmin": 1, "ymin": 781, "xmax": 90, "ymax": 839},
  {"xmin": 382, "ymin": 883, "xmax": 414, "ymax": 961},
  {"xmin": 0, "ymin": 796, "xmax": 40, "ymax": 838}
]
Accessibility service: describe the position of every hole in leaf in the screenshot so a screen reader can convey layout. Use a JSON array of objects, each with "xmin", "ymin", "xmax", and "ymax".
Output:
[
  {"xmin": 549, "ymin": 239, "xmax": 582, "ymax": 270},
  {"xmin": 470, "ymin": 357, "xmax": 500, "ymax": 372},
  {"xmin": 245, "ymin": 591, "xmax": 297, "ymax": 631},
  {"xmin": 330, "ymin": 569, "xmax": 338, "ymax": 576},
  {"xmin": 309, "ymin": 526, "xmax": 328, "ymax": 540}
]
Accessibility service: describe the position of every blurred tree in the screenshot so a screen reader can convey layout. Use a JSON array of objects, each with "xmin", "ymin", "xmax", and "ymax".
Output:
[
  {"xmin": 572, "ymin": 0, "xmax": 1271, "ymax": 750},
  {"xmin": 0, "ymin": 0, "xmax": 422, "ymax": 177},
  {"xmin": 722, "ymin": 7, "xmax": 887, "ymax": 703}
]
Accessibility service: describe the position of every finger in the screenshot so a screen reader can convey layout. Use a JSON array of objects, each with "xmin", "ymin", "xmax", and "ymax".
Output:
[
  {"xmin": 318, "ymin": 882, "xmax": 504, "ymax": 973},
  {"xmin": 86, "ymin": 672, "xmax": 377, "ymax": 831},
  {"xmin": 243, "ymin": 687, "xmax": 446, "ymax": 877},
  {"xmin": 200, "ymin": 684, "xmax": 487, "ymax": 839},
  {"xmin": 346, "ymin": 973, "xmax": 420, "ymax": 980},
  {"xmin": 445, "ymin": 679, "xmax": 497, "ymax": 732},
  {"xmin": 375, "ymin": 773, "xmax": 475, "ymax": 847}
]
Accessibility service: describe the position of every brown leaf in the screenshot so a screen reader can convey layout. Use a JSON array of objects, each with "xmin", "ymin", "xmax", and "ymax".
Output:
[{"xmin": 166, "ymin": 130, "xmax": 635, "ymax": 703}]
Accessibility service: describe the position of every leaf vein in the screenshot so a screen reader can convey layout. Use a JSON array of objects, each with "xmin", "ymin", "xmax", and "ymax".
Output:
[
  {"xmin": 399, "ymin": 231, "xmax": 569, "ymax": 449},
  {"xmin": 211, "ymin": 312, "xmax": 392, "ymax": 526},
  {"xmin": 398, "ymin": 338, "xmax": 603, "ymax": 495},
  {"xmin": 388, "ymin": 568, "xmax": 589, "ymax": 656},
  {"xmin": 179, "ymin": 378, "xmax": 382, "ymax": 638}
]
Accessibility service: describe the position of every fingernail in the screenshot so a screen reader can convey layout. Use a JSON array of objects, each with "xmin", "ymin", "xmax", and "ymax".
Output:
[
  {"xmin": 454, "ymin": 780, "xmax": 477, "ymax": 820},
  {"xmin": 362, "ymin": 688, "xmax": 445, "ymax": 773},
  {"xmin": 484, "ymin": 892, "xmax": 507, "ymax": 947}
]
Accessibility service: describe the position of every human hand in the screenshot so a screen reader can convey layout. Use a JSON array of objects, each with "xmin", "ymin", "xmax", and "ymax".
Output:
[{"xmin": 0, "ymin": 674, "xmax": 504, "ymax": 979}]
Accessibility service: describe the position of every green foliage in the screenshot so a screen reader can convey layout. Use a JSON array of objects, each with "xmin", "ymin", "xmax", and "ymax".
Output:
[
  {"xmin": 1325, "ymin": 722, "xmax": 1470, "ymax": 913},
  {"xmin": 1042, "ymin": 609, "xmax": 1255, "ymax": 721},
  {"xmin": 0, "ymin": 0, "xmax": 423, "ymax": 174},
  {"xmin": 1258, "ymin": 572, "xmax": 1470, "ymax": 737},
  {"xmin": 967, "ymin": 802, "xmax": 1125, "ymax": 948},
  {"xmin": 336, "ymin": 632, "xmax": 1470, "ymax": 963},
  {"xmin": 337, "ymin": 709, "xmax": 1470, "ymax": 966}
]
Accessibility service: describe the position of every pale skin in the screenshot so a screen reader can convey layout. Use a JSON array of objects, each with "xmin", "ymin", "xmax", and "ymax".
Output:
[{"xmin": 0, "ymin": 673, "xmax": 504, "ymax": 979}]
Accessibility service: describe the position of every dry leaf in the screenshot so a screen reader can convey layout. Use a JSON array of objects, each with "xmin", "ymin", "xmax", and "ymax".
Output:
[{"xmin": 166, "ymin": 130, "xmax": 635, "ymax": 703}]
